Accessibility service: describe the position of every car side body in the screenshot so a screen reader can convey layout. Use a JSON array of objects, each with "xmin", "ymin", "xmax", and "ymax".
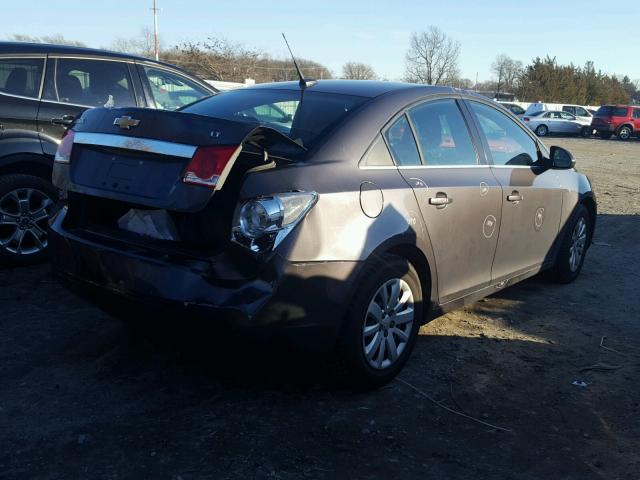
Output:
[{"xmin": 48, "ymin": 80, "xmax": 596, "ymax": 386}]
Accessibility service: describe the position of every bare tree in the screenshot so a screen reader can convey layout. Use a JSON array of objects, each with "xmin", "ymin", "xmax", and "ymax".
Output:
[
  {"xmin": 8, "ymin": 33, "xmax": 86, "ymax": 47},
  {"xmin": 109, "ymin": 28, "xmax": 158, "ymax": 57},
  {"xmin": 342, "ymin": 62, "xmax": 377, "ymax": 80},
  {"xmin": 491, "ymin": 54, "xmax": 523, "ymax": 95},
  {"xmin": 404, "ymin": 27, "xmax": 460, "ymax": 85}
]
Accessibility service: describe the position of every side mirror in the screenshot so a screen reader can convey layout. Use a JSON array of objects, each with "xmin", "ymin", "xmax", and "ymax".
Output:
[{"xmin": 549, "ymin": 146, "xmax": 575, "ymax": 169}]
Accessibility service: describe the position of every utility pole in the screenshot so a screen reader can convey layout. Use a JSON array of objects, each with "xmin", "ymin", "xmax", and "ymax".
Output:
[{"xmin": 151, "ymin": 0, "xmax": 159, "ymax": 60}]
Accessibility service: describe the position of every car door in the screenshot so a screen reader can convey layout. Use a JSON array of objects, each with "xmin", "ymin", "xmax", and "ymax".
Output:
[
  {"xmin": 37, "ymin": 57, "xmax": 139, "ymax": 156},
  {"xmin": 137, "ymin": 64, "xmax": 212, "ymax": 110},
  {"xmin": 0, "ymin": 56, "xmax": 45, "ymax": 142},
  {"xmin": 559, "ymin": 112, "xmax": 581, "ymax": 134},
  {"xmin": 632, "ymin": 108, "xmax": 640, "ymax": 131},
  {"xmin": 465, "ymin": 100, "xmax": 563, "ymax": 282},
  {"xmin": 384, "ymin": 98, "xmax": 503, "ymax": 303}
]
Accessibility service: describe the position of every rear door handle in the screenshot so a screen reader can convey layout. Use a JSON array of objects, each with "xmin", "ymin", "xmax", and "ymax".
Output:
[
  {"xmin": 507, "ymin": 191, "xmax": 523, "ymax": 202},
  {"xmin": 428, "ymin": 193, "xmax": 452, "ymax": 207},
  {"xmin": 51, "ymin": 115, "xmax": 75, "ymax": 126}
]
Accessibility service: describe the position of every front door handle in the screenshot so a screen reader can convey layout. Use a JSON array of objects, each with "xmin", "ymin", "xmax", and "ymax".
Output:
[
  {"xmin": 507, "ymin": 191, "xmax": 523, "ymax": 202},
  {"xmin": 51, "ymin": 115, "xmax": 75, "ymax": 126},
  {"xmin": 428, "ymin": 193, "xmax": 452, "ymax": 207}
]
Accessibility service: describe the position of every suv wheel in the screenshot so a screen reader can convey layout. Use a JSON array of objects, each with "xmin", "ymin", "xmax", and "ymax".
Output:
[
  {"xmin": 0, "ymin": 174, "xmax": 57, "ymax": 265},
  {"xmin": 549, "ymin": 204, "xmax": 591, "ymax": 283},
  {"xmin": 535, "ymin": 124, "xmax": 548, "ymax": 137},
  {"xmin": 617, "ymin": 126, "xmax": 632, "ymax": 140},
  {"xmin": 340, "ymin": 254, "xmax": 423, "ymax": 389}
]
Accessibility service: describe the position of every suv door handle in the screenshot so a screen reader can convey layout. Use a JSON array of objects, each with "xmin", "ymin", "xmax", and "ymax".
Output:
[
  {"xmin": 428, "ymin": 193, "xmax": 452, "ymax": 207},
  {"xmin": 507, "ymin": 191, "xmax": 523, "ymax": 202},
  {"xmin": 51, "ymin": 115, "xmax": 75, "ymax": 126}
]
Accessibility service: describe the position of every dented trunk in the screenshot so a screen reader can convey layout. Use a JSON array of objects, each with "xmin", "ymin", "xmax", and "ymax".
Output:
[{"xmin": 53, "ymin": 107, "xmax": 300, "ymax": 255}]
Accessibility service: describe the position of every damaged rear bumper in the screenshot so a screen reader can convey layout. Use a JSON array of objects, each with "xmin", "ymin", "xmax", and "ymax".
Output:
[{"xmin": 49, "ymin": 207, "xmax": 362, "ymax": 349}]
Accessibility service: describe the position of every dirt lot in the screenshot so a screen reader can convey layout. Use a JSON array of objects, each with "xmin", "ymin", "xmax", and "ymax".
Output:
[{"xmin": 1, "ymin": 137, "xmax": 639, "ymax": 479}]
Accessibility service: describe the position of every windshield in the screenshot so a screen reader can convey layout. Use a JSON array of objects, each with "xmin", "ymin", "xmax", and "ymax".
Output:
[
  {"xmin": 596, "ymin": 106, "xmax": 628, "ymax": 117},
  {"xmin": 182, "ymin": 89, "xmax": 369, "ymax": 157}
]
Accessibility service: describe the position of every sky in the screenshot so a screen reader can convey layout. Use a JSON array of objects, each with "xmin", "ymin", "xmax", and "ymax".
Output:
[{"xmin": 3, "ymin": 0, "xmax": 638, "ymax": 82}]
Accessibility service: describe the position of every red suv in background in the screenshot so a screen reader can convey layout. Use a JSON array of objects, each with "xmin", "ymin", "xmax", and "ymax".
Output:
[{"xmin": 591, "ymin": 105, "xmax": 640, "ymax": 140}]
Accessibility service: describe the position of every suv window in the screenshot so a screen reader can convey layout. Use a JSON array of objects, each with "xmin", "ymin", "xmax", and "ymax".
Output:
[
  {"xmin": 469, "ymin": 101, "xmax": 539, "ymax": 166},
  {"xmin": 143, "ymin": 66, "xmax": 210, "ymax": 110},
  {"xmin": 53, "ymin": 58, "xmax": 135, "ymax": 107},
  {"xmin": 0, "ymin": 58, "xmax": 44, "ymax": 98},
  {"xmin": 575, "ymin": 107, "xmax": 589, "ymax": 117},
  {"xmin": 633, "ymin": 109, "xmax": 640, "ymax": 119},
  {"xmin": 383, "ymin": 115, "xmax": 421, "ymax": 166},
  {"xmin": 596, "ymin": 106, "xmax": 629, "ymax": 117},
  {"xmin": 562, "ymin": 106, "xmax": 576, "ymax": 115},
  {"xmin": 408, "ymin": 99, "xmax": 478, "ymax": 166}
]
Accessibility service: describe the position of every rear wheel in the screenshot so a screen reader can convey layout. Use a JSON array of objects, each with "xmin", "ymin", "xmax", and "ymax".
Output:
[
  {"xmin": 0, "ymin": 174, "xmax": 57, "ymax": 265},
  {"xmin": 339, "ymin": 254, "xmax": 423, "ymax": 389},
  {"xmin": 617, "ymin": 126, "xmax": 632, "ymax": 140},
  {"xmin": 535, "ymin": 124, "xmax": 548, "ymax": 137},
  {"xmin": 549, "ymin": 204, "xmax": 591, "ymax": 283}
]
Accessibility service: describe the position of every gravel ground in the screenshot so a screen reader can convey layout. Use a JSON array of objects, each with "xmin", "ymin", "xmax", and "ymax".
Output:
[{"xmin": 1, "ymin": 137, "xmax": 639, "ymax": 479}]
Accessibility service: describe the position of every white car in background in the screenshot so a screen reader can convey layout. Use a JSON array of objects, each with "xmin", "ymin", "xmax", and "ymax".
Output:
[{"xmin": 522, "ymin": 110, "xmax": 592, "ymax": 137}]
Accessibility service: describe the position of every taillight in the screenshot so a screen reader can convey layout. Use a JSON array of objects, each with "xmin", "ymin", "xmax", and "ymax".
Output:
[
  {"xmin": 54, "ymin": 130, "xmax": 75, "ymax": 164},
  {"xmin": 183, "ymin": 145, "xmax": 242, "ymax": 189}
]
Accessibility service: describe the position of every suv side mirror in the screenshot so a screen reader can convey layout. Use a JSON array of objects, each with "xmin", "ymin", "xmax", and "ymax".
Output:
[{"xmin": 549, "ymin": 146, "xmax": 575, "ymax": 169}]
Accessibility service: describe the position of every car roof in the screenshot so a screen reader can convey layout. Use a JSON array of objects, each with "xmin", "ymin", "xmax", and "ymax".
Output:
[
  {"xmin": 0, "ymin": 41, "xmax": 180, "ymax": 70},
  {"xmin": 246, "ymin": 79, "xmax": 457, "ymax": 98}
]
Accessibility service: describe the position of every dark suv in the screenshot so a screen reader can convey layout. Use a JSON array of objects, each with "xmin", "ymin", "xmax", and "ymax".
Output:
[
  {"xmin": 0, "ymin": 42, "xmax": 216, "ymax": 264},
  {"xmin": 591, "ymin": 105, "xmax": 640, "ymax": 140}
]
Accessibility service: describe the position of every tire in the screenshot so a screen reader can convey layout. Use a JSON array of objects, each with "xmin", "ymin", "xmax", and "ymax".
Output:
[
  {"xmin": 535, "ymin": 124, "xmax": 548, "ymax": 137},
  {"xmin": 549, "ymin": 204, "xmax": 591, "ymax": 283},
  {"xmin": 339, "ymin": 254, "xmax": 424, "ymax": 389},
  {"xmin": 599, "ymin": 131, "xmax": 612, "ymax": 139},
  {"xmin": 0, "ymin": 174, "xmax": 57, "ymax": 266},
  {"xmin": 617, "ymin": 126, "xmax": 632, "ymax": 140},
  {"xmin": 580, "ymin": 126, "xmax": 592, "ymax": 138}
]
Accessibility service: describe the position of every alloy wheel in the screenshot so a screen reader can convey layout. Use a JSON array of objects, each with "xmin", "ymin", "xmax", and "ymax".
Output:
[
  {"xmin": 569, "ymin": 217, "xmax": 587, "ymax": 272},
  {"xmin": 362, "ymin": 278, "xmax": 414, "ymax": 370},
  {"xmin": 0, "ymin": 188, "xmax": 53, "ymax": 256}
]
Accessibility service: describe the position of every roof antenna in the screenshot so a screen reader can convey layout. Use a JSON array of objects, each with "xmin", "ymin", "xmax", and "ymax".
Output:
[{"xmin": 281, "ymin": 33, "xmax": 316, "ymax": 89}]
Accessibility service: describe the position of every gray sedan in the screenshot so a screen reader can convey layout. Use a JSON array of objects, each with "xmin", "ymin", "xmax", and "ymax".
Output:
[
  {"xmin": 523, "ymin": 110, "xmax": 591, "ymax": 137},
  {"xmin": 50, "ymin": 81, "xmax": 596, "ymax": 388}
]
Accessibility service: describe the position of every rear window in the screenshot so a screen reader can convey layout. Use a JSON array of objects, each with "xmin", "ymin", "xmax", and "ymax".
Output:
[
  {"xmin": 596, "ymin": 106, "xmax": 628, "ymax": 117},
  {"xmin": 183, "ymin": 89, "xmax": 368, "ymax": 156}
]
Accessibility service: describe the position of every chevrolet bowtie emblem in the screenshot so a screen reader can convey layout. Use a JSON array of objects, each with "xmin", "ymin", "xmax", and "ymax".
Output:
[{"xmin": 113, "ymin": 116, "xmax": 140, "ymax": 129}]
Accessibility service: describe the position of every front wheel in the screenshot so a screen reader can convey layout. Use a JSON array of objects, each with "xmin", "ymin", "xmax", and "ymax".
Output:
[
  {"xmin": 0, "ymin": 174, "xmax": 57, "ymax": 265},
  {"xmin": 535, "ymin": 124, "xmax": 548, "ymax": 137},
  {"xmin": 549, "ymin": 204, "xmax": 591, "ymax": 283},
  {"xmin": 339, "ymin": 254, "xmax": 423, "ymax": 389}
]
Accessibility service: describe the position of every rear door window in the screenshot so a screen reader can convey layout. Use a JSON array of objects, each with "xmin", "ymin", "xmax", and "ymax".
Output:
[
  {"xmin": 142, "ymin": 66, "xmax": 210, "ymax": 110},
  {"xmin": 468, "ymin": 101, "xmax": 539, "ymax": 166},
  {"xmin": 407, "ymin": 99, "xmax": 478, "ymax": 166},
  {"xmin": 632, "ymin": 109, "xmax": 640, "ymax": 119},
  {"xmin": 560, "ymin": 112, "xmax": 575, "ymax": 120},
  {"xmin": 53, "ymin": 58, "xmax": 136, "ymax": 107},
  {"xmin": 384, "ymin": 115, "xmax": 422, "ymax": 166},
  {"xmin": 0, "ymin": 58, "xmax": 44, "ymax": 98}
]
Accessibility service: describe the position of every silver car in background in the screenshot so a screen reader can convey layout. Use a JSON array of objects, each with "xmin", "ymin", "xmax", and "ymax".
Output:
[{"xmin": 523, "ymin": 110, "xmax": 592, "ymax": 137}]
